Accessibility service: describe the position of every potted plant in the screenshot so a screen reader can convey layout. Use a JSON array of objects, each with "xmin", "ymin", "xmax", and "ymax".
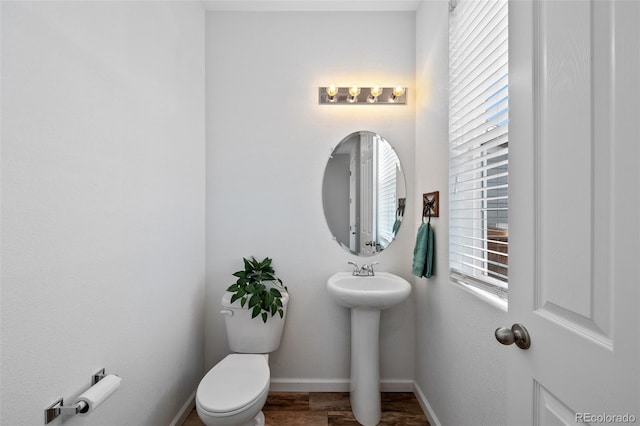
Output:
[{"xmin": 226, "ymin": 256, "xmax": 288, "ymax": 323}]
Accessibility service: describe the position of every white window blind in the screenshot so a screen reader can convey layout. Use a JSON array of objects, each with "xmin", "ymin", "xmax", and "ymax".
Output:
[
  {"xmin": 449, "ymin": 0, "xmax": 509, "ymax": 299},
  {"xmin": 376, "ymin": 137, "xmax": 398, "ymax": 247}
]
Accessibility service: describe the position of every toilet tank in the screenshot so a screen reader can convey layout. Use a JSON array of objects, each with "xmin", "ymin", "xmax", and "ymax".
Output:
[{"xmin": 221, "ymin": 290, "xmax": 289, "ymax": 353}]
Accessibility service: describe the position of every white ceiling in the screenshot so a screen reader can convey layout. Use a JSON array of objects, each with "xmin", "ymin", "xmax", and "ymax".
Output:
[{"xmin": 203, "ymin": 0, "xmax": 422, "ymax": 12}]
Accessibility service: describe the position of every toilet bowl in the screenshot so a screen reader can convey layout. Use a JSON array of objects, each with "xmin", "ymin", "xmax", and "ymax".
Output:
[{"xmin": 196, "ymin": 354, "xmax": 270, "ymax": 426}]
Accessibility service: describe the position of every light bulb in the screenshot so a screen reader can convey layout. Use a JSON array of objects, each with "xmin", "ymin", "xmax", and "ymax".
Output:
[
  {"xmin": 326, "ymin": 83, "xmax": 339, "ymax": 102},
  {"xmin": 326, "ymin": 83, "xmax": 338, "ymax": 97},
  {"xmin": 347, "ymin": 84, "xmax": 361, "ymax": 103},
  {"xmin": 390, "ymin": 85, "xmax": 406, "ymax": 102},
  {"xmin": 368, "ymin": 84, "xmax": 383, "ymax": 103},
  {"xmin": 392, "ymin": 85, "xmax": 406, "ymax": 97}
]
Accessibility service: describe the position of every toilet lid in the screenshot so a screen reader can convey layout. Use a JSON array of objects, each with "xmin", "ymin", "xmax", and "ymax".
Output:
[{"xmin": 197, "ymin": 354, "xmax": 269, "ymax": 414}]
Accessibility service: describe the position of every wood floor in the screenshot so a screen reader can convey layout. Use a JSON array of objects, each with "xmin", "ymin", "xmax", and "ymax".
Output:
[{"xmin": 183, "ymin": 392, "xmax": 430, "ymax": 426}]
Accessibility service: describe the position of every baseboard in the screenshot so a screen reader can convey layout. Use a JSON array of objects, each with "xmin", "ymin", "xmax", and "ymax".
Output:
[
  {"xmin": 380, "ymin": 379, "xmax": 415, "ymax": 392},
  {"xmin": 269, "ymin": 378, "xmax": 350, "ymax": 392},
  {"xmin": 170, "ymin": 389, "xmax": 196, "ymax": 426},
  {"xmin": 413, "ymin": 381, "xmax": 442, "ymax": 426},
  {"xmin": 269, "ymin": 378, "xmax": 414, "ymax": 393}
]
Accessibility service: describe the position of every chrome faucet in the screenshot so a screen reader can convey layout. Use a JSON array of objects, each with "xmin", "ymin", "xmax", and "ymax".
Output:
[{"xmin": 347, "ymin": 261, "xmax": 379, "ymax": 276}]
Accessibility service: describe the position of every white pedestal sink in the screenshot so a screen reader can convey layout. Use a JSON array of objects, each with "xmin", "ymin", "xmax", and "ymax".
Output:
[{"xmin": 326, "ymin": 272, "xmax": 411, "ymax": 426}]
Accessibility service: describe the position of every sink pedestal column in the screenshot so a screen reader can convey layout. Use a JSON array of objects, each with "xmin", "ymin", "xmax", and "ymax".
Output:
[{"xmin": 350, "ymin": 308, "xmax": 381, "ymax": 426}]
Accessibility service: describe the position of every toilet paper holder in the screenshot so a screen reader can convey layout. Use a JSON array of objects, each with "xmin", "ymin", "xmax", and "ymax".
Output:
[{"xmin": 44, "ymin": 368, "xmax": 113, "ymax": 424}]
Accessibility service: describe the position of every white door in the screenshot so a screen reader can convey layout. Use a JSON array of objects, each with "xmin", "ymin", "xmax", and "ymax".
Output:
[
  {"xmin": 507, "ymin": 1, "xmax": 640, "ymax": 424},
  {"xmin": 359, "ymin": 132, "xmax": 377, "ymax": 255},
  {"xmin": 349, "ymin": 150, "xmax": 358, "ymax": 252}
]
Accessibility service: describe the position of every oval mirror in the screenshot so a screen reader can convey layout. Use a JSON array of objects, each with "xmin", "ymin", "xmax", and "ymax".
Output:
[{"xmin": 322, "ymin": 131, "xmax": 406, "ymax": 256}]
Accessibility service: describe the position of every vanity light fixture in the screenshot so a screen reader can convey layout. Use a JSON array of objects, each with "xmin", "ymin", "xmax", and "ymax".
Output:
[{"xmin": 319, "ymin": 84, "xmax": 407, "ymax": 105}]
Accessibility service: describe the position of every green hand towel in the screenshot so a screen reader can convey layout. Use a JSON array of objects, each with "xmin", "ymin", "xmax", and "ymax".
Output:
[
  {"xmin": 424, "ymin": 223, "xmax": 434, "ymax": 278},
  {"xmin": 412, "ymin": 223, "xmax": 428, "ymax": 276},
  {"xmin": 392, "ymin": 219, "xmax": 402, "ymax": 235},
  {"xmin": 412, "ymin": 223, "xmax": 435, "ymax": 278}
]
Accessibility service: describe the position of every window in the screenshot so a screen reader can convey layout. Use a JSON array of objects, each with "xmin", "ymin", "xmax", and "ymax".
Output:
[
  {"xmin": 449, "ymin": 0, "xmax": 509, "ymax": 299},
  {"xmin": 376, "ymin": 137, "xmax": 398, "ymax": 247}
]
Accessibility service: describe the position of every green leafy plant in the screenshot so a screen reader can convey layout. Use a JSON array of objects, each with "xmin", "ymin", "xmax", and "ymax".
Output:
[{"xmin": 226, "ymin": 257, "xmax": 288, "ymax": 323}]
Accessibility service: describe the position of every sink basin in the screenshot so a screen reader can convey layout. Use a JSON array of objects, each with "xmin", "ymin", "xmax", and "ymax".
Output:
[{"xmin": 326, "ymin": 272, "xmax": 411, "ymax": 310}]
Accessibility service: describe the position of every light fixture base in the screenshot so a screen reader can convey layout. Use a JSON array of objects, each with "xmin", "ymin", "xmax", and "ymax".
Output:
[{"xmin": 319, "ymin": 87, "xmax": 407, "ymax": 105}]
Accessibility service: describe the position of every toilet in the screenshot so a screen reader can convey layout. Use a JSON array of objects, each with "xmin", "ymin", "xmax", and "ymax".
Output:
[{"xmin": 196, "ymin": 291, "xmax": 289, "ymax": 426}]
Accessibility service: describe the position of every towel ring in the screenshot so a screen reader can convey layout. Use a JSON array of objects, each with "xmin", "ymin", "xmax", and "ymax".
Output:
[
  {"xmin": 397, "ymin": 198, "xmax": 406, "ymax": 218},
  {"xmin": 422, "ymin": 202, "xmax": 433, "ymax": 224},
  {"xmin": 422, "ymin": 198, "xmax": 436, "ymax": 224}
]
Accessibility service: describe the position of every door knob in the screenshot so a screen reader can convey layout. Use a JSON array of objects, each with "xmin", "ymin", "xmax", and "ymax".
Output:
[{"xmin": 495, "ymin": 323, "xmax": 531, "ymax": 349}]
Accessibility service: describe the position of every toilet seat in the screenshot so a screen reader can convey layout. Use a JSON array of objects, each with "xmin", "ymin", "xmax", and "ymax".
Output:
[{"xmin": 196, "ymin": 354, "xmax": 270, "ymax": 415}]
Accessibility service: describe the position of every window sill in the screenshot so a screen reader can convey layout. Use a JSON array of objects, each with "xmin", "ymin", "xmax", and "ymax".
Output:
[{"xmin": 452, "ymin": 279, "xmax": 508, "ymax": 312}]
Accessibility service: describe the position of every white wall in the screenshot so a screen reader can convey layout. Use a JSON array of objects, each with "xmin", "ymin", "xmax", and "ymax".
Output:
[
  {"xmin": 0, "ymin": 2, "xmax": 205, "ymax": 425},
  {"xmin": 205, "ymin": 11, "xmax": 417, "ymax": 389},
  {"xmin": 413, "ymin": 1, "xmax": 508, "ymax": 425}
]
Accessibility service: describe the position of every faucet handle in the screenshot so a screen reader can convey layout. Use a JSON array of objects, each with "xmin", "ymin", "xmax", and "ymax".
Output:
[
  {"xmin": 347, "ymin": 261, "xmax": 360, "ymax": 275},
  {"xmin": 364, "ymin": 262, "xmax": 379, "ymax": 275}
]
